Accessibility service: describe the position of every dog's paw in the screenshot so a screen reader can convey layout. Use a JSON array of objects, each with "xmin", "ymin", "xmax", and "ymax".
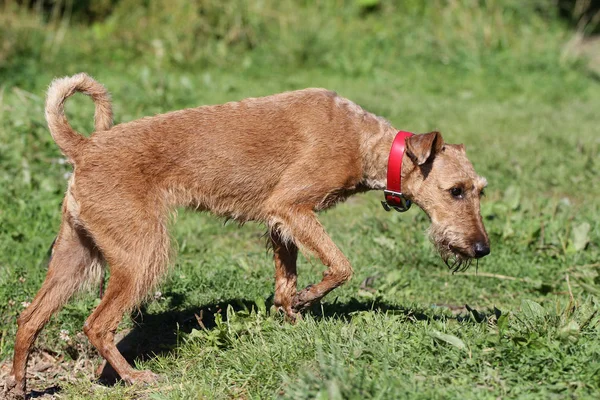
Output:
[
  {"xmin": 292, "ymin": 285, "xmax": 315, "ymax": 313},
  {"xmin": 124, "ymin": 369, "xmax": 162, "ymax": 386},
  {"xmin": 3, "ymin": 375, "xmax": 26, "ymax": 400},
  {"xmin": 277, "ymin": 305, "xmax": 302, "ymax": 323}
]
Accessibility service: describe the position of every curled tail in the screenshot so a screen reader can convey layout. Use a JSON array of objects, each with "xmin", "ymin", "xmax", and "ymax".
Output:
[{"xmin": 45, "ymin": 73, "xmax": 113, "ymax": 161}]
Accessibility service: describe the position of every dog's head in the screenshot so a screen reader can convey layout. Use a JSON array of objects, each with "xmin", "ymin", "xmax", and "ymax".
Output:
[{"xmin": 402, "ymin": 131, "xmax": 490, "ymax": 271}]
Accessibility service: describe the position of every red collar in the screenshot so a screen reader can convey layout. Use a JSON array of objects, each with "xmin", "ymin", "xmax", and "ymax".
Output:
[{"xmin": 381, "ymin": 131, "xmax": 413, "ymax": 212}]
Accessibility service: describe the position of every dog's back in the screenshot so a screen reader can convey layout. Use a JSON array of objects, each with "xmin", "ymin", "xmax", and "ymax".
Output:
[{"xmin": 74, "ymin": 87, "xmax": 364, "ymax": 222}]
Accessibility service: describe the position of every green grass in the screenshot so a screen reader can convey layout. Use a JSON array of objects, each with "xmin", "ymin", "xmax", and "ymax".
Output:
[{"xmin": 1, "ymin": 1, "xmax": 600, "ymax": 398}]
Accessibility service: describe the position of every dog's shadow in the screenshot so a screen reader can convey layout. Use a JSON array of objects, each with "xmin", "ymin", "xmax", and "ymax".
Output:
[{"xmin": 96, "ymin": 293, "xmax": 492, "ymax": 385}]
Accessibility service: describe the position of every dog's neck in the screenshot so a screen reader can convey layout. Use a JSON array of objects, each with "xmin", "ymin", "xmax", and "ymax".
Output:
[{"xmin": 358, "ymin": 117, "xmax": 410, "ymax": 191}]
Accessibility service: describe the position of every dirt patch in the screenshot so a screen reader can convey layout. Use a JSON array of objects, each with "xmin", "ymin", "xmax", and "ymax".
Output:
[{"xmin": 1, "ymin": 344, "xmax": 97, "ymax": 398}]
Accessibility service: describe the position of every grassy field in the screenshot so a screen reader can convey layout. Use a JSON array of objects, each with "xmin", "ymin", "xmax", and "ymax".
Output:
[{"xmin": 1, "ymin": 1, "xmax": 600, "ymax": 398}]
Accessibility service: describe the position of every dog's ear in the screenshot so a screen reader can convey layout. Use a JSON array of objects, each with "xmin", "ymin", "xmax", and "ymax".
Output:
[{"xmin": 405, "ymin": 131, "xmax": 444, "ymax": 166}]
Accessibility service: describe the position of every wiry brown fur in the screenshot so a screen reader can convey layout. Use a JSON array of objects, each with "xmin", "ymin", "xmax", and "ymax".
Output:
[{"xmin": 5, "ymin": 73, "xmax": 489, "ymax": 398}]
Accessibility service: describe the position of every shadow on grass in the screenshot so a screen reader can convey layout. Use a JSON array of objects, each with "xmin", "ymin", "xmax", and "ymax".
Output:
[
  {"xmin": 96, "ymin": 292, "xmax": 496, "ymax": 385},
  {"xmin": 27, "ymin": 386, "xmax": 61, "ymax": 399}
]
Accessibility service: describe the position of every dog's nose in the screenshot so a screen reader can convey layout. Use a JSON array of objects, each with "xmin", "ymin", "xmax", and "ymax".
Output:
[{"xmin": 473, "ymin": 242, "xmax": 490, "ymax": 258}]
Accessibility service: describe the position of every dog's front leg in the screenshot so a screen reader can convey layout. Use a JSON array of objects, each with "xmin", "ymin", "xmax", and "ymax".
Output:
[
  {"xmin": 279, "ymin": 209, "xmax": 353, "ymax": 313},
  {"xmin": 271, "ymin": 231, "xmax": 299, "ymax": 321}
]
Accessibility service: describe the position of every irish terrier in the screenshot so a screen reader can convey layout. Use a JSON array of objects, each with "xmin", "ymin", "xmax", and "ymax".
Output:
[{"xmin": 5, "ymin": 73, "xmax": 489, "ymax": 398}]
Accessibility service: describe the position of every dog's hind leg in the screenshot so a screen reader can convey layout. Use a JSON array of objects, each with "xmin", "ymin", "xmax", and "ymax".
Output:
[
  {"xmin": 274, "ymin": 208, "xmax": 354, "ymax": 313},
  {"xmin": 271, "ymin": 231, "xmax": 299, "ymax": 321},
  {"xmin": 82, "ymin": 219, "xmax": 169, "ymax": 385},
  {"xmin": 6, "ymin": 215, "xmax": 101, "ymax": 399}
]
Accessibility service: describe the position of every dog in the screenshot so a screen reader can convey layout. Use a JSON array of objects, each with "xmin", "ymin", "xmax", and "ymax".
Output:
[{"xmin": 5, "ymin": 73, "xmax": 489, "ymax": 398}]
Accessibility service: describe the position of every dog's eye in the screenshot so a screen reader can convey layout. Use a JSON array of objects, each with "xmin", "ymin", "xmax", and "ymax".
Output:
[{"xmin": 450, "ymin": 187, "xmax": 464, "ymax": 199}]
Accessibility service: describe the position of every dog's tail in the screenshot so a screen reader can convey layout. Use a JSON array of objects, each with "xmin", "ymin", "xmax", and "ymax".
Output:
[{"xmin": 45, "ymin": 73, "xmax": 113, "ymax": 161}]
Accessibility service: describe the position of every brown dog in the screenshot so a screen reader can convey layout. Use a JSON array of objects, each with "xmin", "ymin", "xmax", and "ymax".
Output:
[{"xmin": 5, "ymin": 73, "xmax": 489, "ymax": 397}]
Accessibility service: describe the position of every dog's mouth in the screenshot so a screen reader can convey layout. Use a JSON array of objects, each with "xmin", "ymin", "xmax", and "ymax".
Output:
[
  {"xmin": 442, "ymin": 246, "xmax": 475, "ymax": 273},
  {"xmin": 428, "ymin": 226, "xmax": 480, "ymax": 273},
  {"xmin": 434, "ymin": 242, "xmax": 475, "ymax": 273}
]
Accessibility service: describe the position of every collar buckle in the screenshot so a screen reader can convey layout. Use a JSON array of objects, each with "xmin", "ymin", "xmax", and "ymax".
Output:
[{"xmin": 381, "ymin": 190, "xmax": 412, "ymax": 212}]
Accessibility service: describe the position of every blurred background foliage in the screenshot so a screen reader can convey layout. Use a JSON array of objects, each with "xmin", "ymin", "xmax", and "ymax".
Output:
[{"xmin": 1, "ymin": 0, "xmax": 599, "ymax": 88}]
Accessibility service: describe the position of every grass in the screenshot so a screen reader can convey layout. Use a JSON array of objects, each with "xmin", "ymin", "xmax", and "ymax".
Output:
[{"xmin": 1, "ymin": 1, "xmax": 600, "ymax": 398}]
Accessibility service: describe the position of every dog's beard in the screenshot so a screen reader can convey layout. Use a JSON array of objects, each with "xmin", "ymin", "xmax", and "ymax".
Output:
[
  {"xmin": 428, "ymin": 225, "xmax": 475, "ymax": 273},
  {"xmin": 440, "ymin": 250, "xmax": 474, "ymax": 273}
]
